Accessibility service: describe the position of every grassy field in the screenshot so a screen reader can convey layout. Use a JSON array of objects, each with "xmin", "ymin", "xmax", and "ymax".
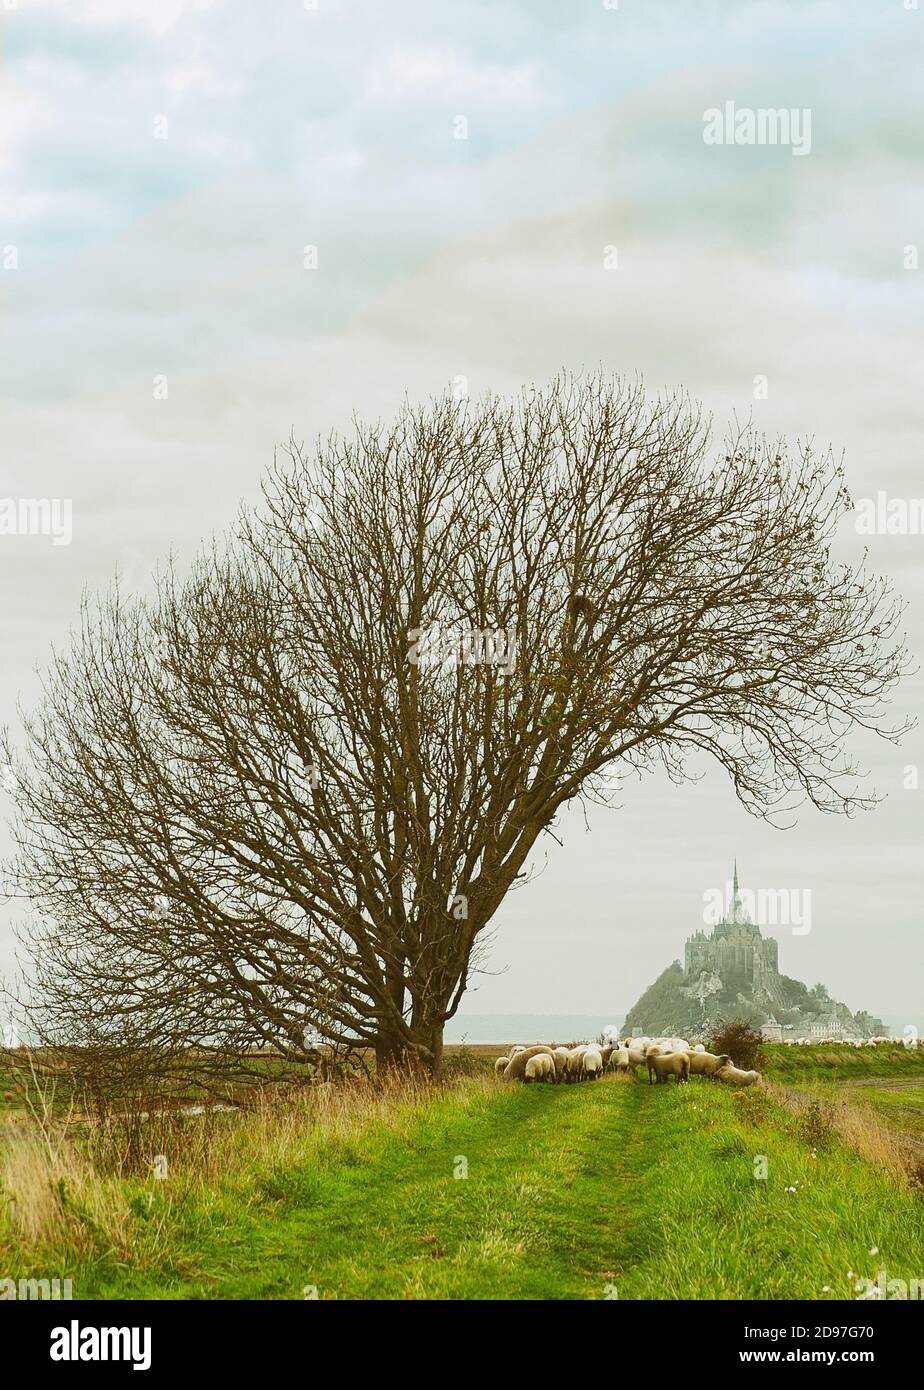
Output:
[
  {"xmin": 3, "ymin": 1053, "xmax": 924, "ymax": 1300},
  {"xmin": 762, "ymin": 1045, "xmax": 924, "ymax": 1154},
  {"xmin": 842, "ymin": 1086, "xmax": 924, "ymax": 1141},
  {"xmin": 762, "ymin": 1043, "xmax": 924, "ymax": 1083}
]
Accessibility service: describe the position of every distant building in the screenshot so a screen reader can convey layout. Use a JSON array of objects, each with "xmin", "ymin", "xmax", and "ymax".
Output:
[
  {"xmin": 685, "ymin": 863, "xmax": 779, "ymax": 995},
  {"xmin": 623, "ymin": 860, "xmax": 887, "ymax": 1040}
]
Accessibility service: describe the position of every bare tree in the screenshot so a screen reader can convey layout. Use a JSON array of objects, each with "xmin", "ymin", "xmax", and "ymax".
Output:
[{"xmin": 4, "ymin": 374, "xmax": 910, "ymax": 1081}]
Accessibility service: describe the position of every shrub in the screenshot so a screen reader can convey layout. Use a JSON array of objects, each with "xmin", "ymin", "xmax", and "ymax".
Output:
[
  {"xmin": 799, "ymin": 1100, "xmax": 836, "ymax": 1152},
  {"xmin": 441, "ymin": 1048, "xmax": 489, "ymax": 1080},
  {"xmin": 706, "ymin": 1020, "xmax": 768, "ymax": 1070}
]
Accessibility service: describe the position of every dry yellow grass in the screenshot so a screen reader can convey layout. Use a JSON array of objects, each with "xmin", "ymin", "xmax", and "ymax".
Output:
[
  {"xmin": 766, "ymin": 1079, "xmax": 915, "ymax": 1184},
  {"xmin": 0, "ymin": 1067, "xmax": 493, "ymax": 1265}
]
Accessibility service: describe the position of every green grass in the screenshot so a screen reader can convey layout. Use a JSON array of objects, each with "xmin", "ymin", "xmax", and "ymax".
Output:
[
  {"xmin": 761, "ymin": 1045, "xmax": 924, "ymax": 1148},
  {"xmin": 5, "ymin": 1072, "xmax": 922, "ymax": 1301},
  {"xmin": 763, "ymin": 1043, "xmax": 924, "ymax": 1084},
  {"xmin": 846, "ymin": 1087, "xmax": 924, "ymax": 1141}
]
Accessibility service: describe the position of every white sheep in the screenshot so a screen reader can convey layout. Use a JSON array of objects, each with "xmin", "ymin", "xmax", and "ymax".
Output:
[
  {"xmin": 581, "ymin": 1045, "xmax": 604, "ymax": 1080},
  {"xmin": 684, "ymin": 1050, "xmax": 731, "ymax": 1077},
  {"xmin": 715, "ymin": 1063, "xmax": 761, "ymax": 1087},
  {"xmin": 494, "ymin": 1055, "xmax": 509, "ymax": 1076},
  {"xmin": 524, "ymin": 1053, "xmax": 556, "ymax": 1083},
  {"xmin": 552, "ymin": 1046, "xmax": 571, "ymax": 1081},
  {"xmin": 502, "ymin": 1045, "xmax": 554, "ymax": 1082},
  {"xmin": 649, "ymin": 1052, "xmax": 689, "ymax": 1084},
  {"xmin": 564, "ymin": 1045, "xmax": 588, "ymax": 1082}
]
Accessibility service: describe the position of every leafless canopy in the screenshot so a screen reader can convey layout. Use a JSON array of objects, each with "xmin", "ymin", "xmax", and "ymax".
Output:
[{"xmin": 4, "ymin": 374, "xmax": 909, "ymax": 1081}]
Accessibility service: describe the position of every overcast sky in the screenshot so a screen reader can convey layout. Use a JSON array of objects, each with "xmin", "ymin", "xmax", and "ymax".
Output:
[{"xmin": 1, "ymin": 0, "xmax": 921, "ymax": 1031}]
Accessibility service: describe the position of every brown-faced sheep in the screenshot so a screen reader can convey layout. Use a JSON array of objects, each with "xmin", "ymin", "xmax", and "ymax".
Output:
[
  {"xmin": 684, "ymin": 1050, "xmax": 731, "ymax": 1078},
  {"xmin": 502, "ymin": 1045, "xmax": 555, "ymax": 1082},
  {"xmin": 649, "ymin": 1051, "xmax": 689, "ymax": 1085},
  {"xmin": 715, "ymin": 1063, "xmax": 761, "ymax": 1087},
  {"xmin": 524, "ymin": 1053, "xmax": 555, "ymax": 1083}
]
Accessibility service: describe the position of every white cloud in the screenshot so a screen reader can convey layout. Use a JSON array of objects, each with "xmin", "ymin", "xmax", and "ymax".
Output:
[{"xmin": 0, "ymin": 0, "xmax": 920, "ymax": 1015}]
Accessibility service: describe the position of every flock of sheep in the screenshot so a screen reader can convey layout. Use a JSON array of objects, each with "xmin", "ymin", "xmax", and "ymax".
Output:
[{"xmin": 494, "ymin": 1036, "xmax": 762, "ymax": 1087}]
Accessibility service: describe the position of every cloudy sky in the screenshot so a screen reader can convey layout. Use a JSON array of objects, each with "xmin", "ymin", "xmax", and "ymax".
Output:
[{"xmin": 1, "ymin": 0, "xmax": 921, "ymax": 1032}]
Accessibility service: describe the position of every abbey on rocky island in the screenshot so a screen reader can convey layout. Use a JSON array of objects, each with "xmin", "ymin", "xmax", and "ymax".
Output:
[{"xmin": 623, "ymin": 863, "xmax": 886, "ymax": 1041}]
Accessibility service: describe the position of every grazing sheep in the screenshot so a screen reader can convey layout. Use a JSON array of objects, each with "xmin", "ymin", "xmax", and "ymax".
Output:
[
  {"xmin": 649, "ymin": 1051, "xmax": 689, "ymax": 1085},
  {"xmin": 552, "ymin": 1046, "xmax": 571, "ymax": 1081},
  {"xmin": 524, "ymin": 1053, "xmax": 555, "ymax": 1083},
  {"xmin": 502, "ymin": 1045, "xmax": 555, "ymax": 1082},
  {"xmin": 684, "ymin": 1050, "xmax": 731, "ymax": 1078},
  {"xmin": 582, "ymin": 1046, "xmax": 604, "ymax": 1080},
  {"xmin": 564, "ymin": 1045, "xmax": 588, "ymax": 1082},
  {"xmin": 494, "ymin": 1055, "xmax": 510, "ymax": 1076},
  {"xmin": 644, "ymin": 1044, "xmax": 663, "ymax": 1081},
  {"xmin": 693, "ymin": 1043, "xmax": 706, "ymax": 1053},
  {"xmin": 715, "ymin": 1064, "xmax": 761, "ymax": 1087},
  {"xmin": 612, "ymin": 1047, "xmax": 631, "ymax": 1074}
]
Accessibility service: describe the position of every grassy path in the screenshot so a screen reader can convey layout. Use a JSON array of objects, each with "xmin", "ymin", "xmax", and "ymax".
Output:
[
  {"xmin": 9, "ymin": 1070, "xmax": 924, "ymax": 1300},
  {"xmin": 86, "ymin": 1077, "xmax": 652, "ymax": 1300}
]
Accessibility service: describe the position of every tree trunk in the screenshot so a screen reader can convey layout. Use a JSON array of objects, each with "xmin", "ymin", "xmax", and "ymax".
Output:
[
  {"xmin": 407, "ymin": 1010, "xmax": 445, "ymax": 1082},
  {"xmin": 427, "ymin": 1025, "xmax": 444, "ymax": 1084},
  {"xmin": 373, "ymin": 1033, "xmax": 404, "ymax": 1075}
]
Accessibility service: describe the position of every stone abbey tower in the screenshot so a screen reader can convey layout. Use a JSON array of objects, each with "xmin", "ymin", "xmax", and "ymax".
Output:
[{"xmin": 684, "ymin": 861, "xmax": 780, "ymax": 996}]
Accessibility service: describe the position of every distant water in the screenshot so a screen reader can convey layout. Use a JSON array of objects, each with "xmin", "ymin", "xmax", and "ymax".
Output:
[
  {"xmin": 444, "ymin": 1013, "xmax": 626, "ymax": 1044},
  {"xmin": 445, "ymin": 1011, "xmax": 923, "ymax": 1045}
]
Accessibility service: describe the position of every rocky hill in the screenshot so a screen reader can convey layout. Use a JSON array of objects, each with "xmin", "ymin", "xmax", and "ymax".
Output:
[{"xmin": 623, "ymin": 867, "xmax": 885, "ymax": 1041}]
